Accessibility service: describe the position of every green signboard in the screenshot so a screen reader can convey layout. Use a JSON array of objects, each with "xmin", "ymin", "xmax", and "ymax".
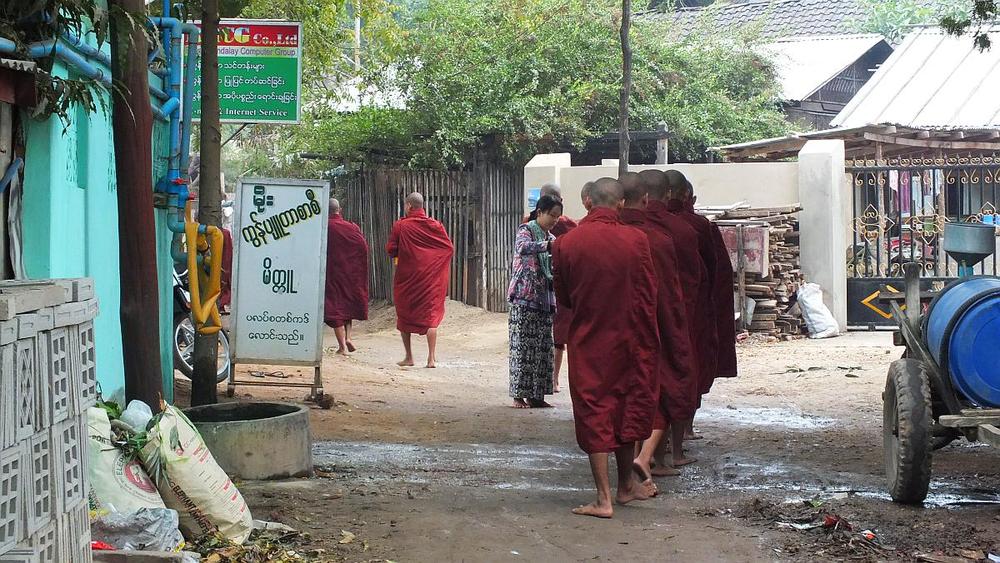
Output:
[{"xmin": 188, "ymin": 20, "xmax": 303, "ymax": 124}]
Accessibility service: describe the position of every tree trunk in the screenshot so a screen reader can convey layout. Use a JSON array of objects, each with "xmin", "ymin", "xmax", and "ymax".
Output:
[
  {"xmin": 192, "ymin": 0, "xmax": 222, "ymax": 406},
  {"xmin": 618, "ymin": 0, "xmax": 632, "ymax": 178},
  {"xmin": 110, "ymin": 0, "xmax": 164, "ymax": 409}
]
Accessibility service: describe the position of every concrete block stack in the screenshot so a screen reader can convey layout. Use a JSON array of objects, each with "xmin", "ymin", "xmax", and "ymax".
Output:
[{"xmin": 0, "ymin": 279, "xmax": 98, "ymax": 563}]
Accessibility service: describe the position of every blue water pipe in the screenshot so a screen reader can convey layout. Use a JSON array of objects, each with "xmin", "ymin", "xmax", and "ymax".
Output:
[
  {"xmin": 0, "ymin": 36, "xmax": 172, "ymax": 121},
  {"xmin": 1, "ymin": 6, "xmax": 200, "ymax": 260},
  {"xmin": 0, "ymin": 157, "xmax": 24, "ymax": 194},
  {"xmin": 150, "ymin": 12, "xmax": 207, "ymax": 268}
]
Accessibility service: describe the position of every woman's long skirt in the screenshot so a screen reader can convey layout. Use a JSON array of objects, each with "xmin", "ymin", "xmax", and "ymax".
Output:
[{"xmin": 509, "ymin": 304, "xmax": 554, "ymax": 400}]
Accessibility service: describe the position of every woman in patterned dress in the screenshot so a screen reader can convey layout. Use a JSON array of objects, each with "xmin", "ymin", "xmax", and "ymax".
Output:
[{"xmin": 508, "ymin": 195, "xmax": 564, "ymax": 408}]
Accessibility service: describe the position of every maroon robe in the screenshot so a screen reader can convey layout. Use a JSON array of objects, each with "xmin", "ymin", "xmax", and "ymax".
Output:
[
  {"xmin": 645, "ymin": 200, "xmax": 710, "ymax": 408},
  {"xmin": 669, "ymin": 200, "xmax": 738, "ymax": 393},
  {"xmin": 552, "ymin": 207, "xmax": 659, "ymax": 454},
  {"xmin": 620, "ymin": 208, "xmax": 697, "ymax": 427},
  {"xmin": 550, "ymin": 216, "xmax": 578, "ymax": 346},
  {"xmin": 219, "ymin": 228, "xmax": 233, "ymax": 310},
  {"xmin": 324, "ymin": 213, "xmax": 370, "ymax": 328},
  {"xmin": 387, "ymin": 209, "xmax": 454, "ymax": 335}
]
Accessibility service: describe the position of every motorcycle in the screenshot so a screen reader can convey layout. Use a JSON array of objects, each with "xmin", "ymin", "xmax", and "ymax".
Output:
[{"xmin": 173, "ymin": 268, "xmax": 231, "ymax": 383}]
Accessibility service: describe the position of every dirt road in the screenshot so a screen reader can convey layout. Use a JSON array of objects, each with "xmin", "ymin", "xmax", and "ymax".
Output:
[{"xmin": 209, "ymin": 302, "xmax": 1000, "ymax": 562}]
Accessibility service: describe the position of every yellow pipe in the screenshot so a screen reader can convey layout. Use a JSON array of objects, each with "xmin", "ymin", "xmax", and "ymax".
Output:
[{"xmin": 184, "ymin": 200, "xmax": 223, "ymax": 335}]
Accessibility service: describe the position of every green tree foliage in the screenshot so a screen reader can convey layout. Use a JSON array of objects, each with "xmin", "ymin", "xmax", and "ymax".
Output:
[
  {"xmin": 265, "ymin": 0, "xmax": 788, "ymax": 171},
  {"xmin": 941, "ymin": 0, "xmax": 996, "ymax": 50},
  {"xmin": 852, "ymin": 0, "xmax": 978, "ymax": 44},
  {"xmin": 0, "ymin": 0, "xmax": 113, "ymax": 123}
]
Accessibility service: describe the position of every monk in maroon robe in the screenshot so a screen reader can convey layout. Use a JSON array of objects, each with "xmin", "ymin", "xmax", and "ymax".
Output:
[
  {"xmin": 524, "ymin": 184, "xmax": 579, "ymax": 393},
  {"xmin": 618, "ymin": 173, "xmax": 698, "ymax": 478},
  {"xmin": 387, "ymin": 192, "xmax": 455, "ymax": 368},
  {"xmin": 324, "ymin": 199, "xmax": 370, "ymax": 355},
  {"xmin": 641, "ymin": 169, "xmax": 710, "ymax": 463},
  {"xmin": 665, "ymin": 171, "xmax": 738, "ymax": 397},
  {"xmin": 552, "ymin": 178, "xmax": 659, "ymax": 518},
  {"xmin": 218, "ymin": 228, "xmax": 233, "ymax": 311}
]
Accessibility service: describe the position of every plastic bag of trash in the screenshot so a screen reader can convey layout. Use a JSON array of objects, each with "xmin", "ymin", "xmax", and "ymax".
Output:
[
  {"xmin": 141, "ymin": 405, "xmax": 253, "ymax": 544},
  {"xmin": 91, "ymin": 507, "xmax": 185, "ymax": 552},
  {"xmin": 120, "ymin": 399, "xmax": 154, "ymax": 432},
  {"xmin": 797, "ymin": 283, "xmax": 840, "ymax": 339},
  {"xmin": 87, "ymin": 407, "xmax": 166, "ymax": 513}
]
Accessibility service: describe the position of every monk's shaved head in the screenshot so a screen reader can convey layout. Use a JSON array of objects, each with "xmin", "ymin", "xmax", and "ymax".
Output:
[
  {"xmin": 639, "ymin": 169, "xmax": 668, "ymax": 201},
  {"xmin": 405, "ymin": 192, "xmax": 425, "ymax": 209},
  {"xmin": 540, "ymin": 183, "xmax": 561, "ymax": 199},
  {"xmin": 619, "ymin": 172, "xmax": 646, "ymax": 206},
  {"xmin": 590, "ymin": 177, "xmax": 624, "ymax": 208},
  {"xmin": 664, "ymin": 170, "xmax": 693, "ymax": 201},
  {"xmin": 581, "ymin": 181, "xmax": 595, "ymax": 203},
  {"xmin": 329, "ymin": 198, "xmax": 341, "ymax": 214}
]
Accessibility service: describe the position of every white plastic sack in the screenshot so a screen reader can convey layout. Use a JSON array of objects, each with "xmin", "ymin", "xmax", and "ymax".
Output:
[
  {"xmin": 87, "ymin": 407, "xmax": 166, "ymax": 513},
  {"xmin": 797, "ymin": 283, "xmax": 840, "ymax": 339},
  {"xmin": 141, "ymin": 406, "xmax": 253, "ymax": 544}
]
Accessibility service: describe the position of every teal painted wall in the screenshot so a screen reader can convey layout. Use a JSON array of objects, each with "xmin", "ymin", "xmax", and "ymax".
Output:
[
  {"xmin": 20, "ymin": 37, "xmax": 176, "ymax": 402},
  {"xmin": 22, "ymin": 69, "xmax": 126, "ymax": 399}
]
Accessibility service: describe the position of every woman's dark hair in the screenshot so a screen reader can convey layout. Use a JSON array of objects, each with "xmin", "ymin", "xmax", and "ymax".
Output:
[{"xmin": 528, "ymin": 194, "xmax": 564, "ymax": 222}]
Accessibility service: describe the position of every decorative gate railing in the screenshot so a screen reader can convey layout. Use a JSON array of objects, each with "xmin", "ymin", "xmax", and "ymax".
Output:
[{"xmin": 847, "ymin": 155, "xmax": 1000, "ymax": 327}]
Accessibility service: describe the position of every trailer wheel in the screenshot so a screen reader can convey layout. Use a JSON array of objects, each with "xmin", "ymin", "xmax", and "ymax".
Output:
[{"xmin": 884, "ymin": 359, "xmax": 933, "ymax": 504}]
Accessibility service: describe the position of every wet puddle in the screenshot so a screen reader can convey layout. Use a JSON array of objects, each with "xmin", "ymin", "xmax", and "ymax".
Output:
[
  {"xmin": 313, "ymin": 441, "xmax": 998, "ymax": 507},
  {"xmin": 698, "ymin": 406, "xmax": 835, "ymax": 431}
]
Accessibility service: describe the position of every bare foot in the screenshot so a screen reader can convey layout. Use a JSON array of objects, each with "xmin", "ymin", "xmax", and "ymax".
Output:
[
  {"xmin": 553, "ymin": 383, "xmax": 561, "ymax": 393},
  {"xmin": 527, "ymin": 399, "xmax": 553, "ymax": 408},
  {"xmin": 571, "ymin": 502, "xmax": 613, "ymax": 519},
  {"xmin": 397, "ymin": 359, "xmax": 414, "ymax": 367},
  {"xmin": 511, "ymin": 399, "xmax": 529, "ymax": 409},
  {"xmin": 632, "ymin": 459, "xmax": 653, "ymax": 482},
  {"xmin": 336, "ymin": 349, "xmax": 350, "ymax": 357},
  {"xmin": 616, "ymin": 479, "xmax": 655, "ymax": 505},
  {"xmin": 632, "ymin": 461, "xmax": 659, "ymax": 496},
  {"xmin": 346, "ymin": 341, "xmax": 357, "ymax": 353},
  {"xmin": 671, "ymin": 456, "xmax": 697, "ymax": 467},
  {"xmin": 425, "ymin": 361, "xmax": 437, "ymax": 369},
  {"xmin": 684, "ymin": 431, "xmax": 703, "ymax": 441},
  {"xmin": 651, "ymin": 465, "xmax": 681, "ymax": 477}
]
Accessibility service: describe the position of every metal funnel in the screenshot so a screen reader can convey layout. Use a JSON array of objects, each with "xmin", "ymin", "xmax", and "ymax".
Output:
[{"xmin": 944, "ymin": 222, "xmax": 997, "ymax": 268}]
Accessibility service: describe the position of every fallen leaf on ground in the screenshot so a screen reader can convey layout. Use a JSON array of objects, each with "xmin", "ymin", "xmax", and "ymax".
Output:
[{"xmin": 340, "ymin": 530, "xmax": 356, "ymax": 544}]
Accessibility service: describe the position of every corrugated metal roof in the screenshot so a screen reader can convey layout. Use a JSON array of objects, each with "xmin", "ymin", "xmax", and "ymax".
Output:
[
  {"xmin": 832, "ymin": 26, "xmax": 1000, "ymax": 129},
  {"xmin": 644, "ymin": 0, "xmax": 866, "ymax": 39},
  {"xmin": 761, "ymin": 34, "xmax": 887, "ymax": 100}
]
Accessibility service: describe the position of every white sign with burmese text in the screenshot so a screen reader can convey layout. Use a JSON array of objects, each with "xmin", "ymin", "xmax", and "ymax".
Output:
[{"xmin": 231, "ymin": 178, "xmax": 329, "ymax": 365}]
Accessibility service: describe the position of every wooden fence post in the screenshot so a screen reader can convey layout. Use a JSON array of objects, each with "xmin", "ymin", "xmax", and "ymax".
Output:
[{"xmin": 469, "ymin": 150, "xmax": 486, "ymax": 309}]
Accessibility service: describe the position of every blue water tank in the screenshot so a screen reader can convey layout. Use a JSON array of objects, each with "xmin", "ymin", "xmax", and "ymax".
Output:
[{"xmin": 925, "ymin": 277, "xmax": 1000, "ymax": 407}]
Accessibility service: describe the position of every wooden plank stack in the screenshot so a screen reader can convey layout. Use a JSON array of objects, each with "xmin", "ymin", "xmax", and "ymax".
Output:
[{"xmin": 711, "ymin": 205, "xmax": 806, "ymax": 340}]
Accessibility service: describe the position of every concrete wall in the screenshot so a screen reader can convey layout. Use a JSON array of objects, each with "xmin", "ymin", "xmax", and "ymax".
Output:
[
  {"xmin": 524, "ymin": 147, "xmax": 851, "ymax": 331},
  {"xmin": 20, "ymin": 38, "xmax": 177, "ymax": 401},
  {"xmin": 524, "ymin": 153, "xmax": 800, "ymax": 221},
  {"xmin": 798, "ymin": 140, "xmax": 849, "ymax": 330}
]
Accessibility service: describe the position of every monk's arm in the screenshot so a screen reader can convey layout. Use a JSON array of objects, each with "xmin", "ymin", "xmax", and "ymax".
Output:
[
  {"xmin": 552, "ymin": 242, "xmax": 572, "ymax": 309},
  {"xmin": 386, "ymin": 222, "xmax": 400, "ymax": 257},
  {"xmin": 514, "ymin": 228, "xmax": 551, "ymax": 255}
]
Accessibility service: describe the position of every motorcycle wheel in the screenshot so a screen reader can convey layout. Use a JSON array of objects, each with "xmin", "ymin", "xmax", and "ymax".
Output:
[{"xmin": 173, "ymin": 313, "xmax": 231, "ymax": 384}]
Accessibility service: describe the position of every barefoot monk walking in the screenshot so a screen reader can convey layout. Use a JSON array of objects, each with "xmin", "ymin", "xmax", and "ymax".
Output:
[
  {"xmin": 552, "ymin": 178, "xmax": 660, "ymax": 519},
  {"xmin": 387, "ymin": 192, "xmax": 454, "ymax": 368},
  {"xmin": 324, "ymin": 198, "xmax": 370, "ymax": 355}
]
